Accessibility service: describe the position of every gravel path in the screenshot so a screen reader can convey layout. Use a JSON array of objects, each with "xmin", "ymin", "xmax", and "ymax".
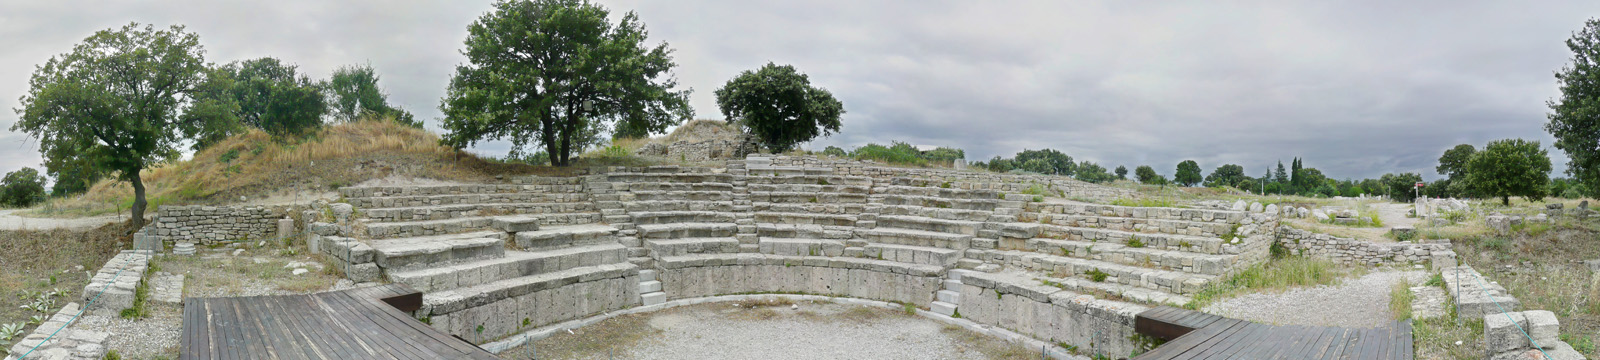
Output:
[
  {"xmin": 1203, "ymin": 270, "xmax": 1427, "ymax": 328},
  {"xmin": 515, "ymin": 302, "xmax": 1003, "ymax": 360},
  {"xmin": 75, "ymin": 307, "xmax": 183, "ymax": 358}
]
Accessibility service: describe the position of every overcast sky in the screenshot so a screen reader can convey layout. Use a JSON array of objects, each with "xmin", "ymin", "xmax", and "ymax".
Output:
[{"xmin": 1, "ymin": 0, "xmax": 1596, "ymax": 182}]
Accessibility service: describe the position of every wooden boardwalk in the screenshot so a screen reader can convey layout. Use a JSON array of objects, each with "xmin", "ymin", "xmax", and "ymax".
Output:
[
  {"xmin": 179, "ymin": 284, "xmax": 498, "ymax": 360},
  {"xmin": 1132, "ymin": 306, "xmax": 1413, "ymax": 360}
]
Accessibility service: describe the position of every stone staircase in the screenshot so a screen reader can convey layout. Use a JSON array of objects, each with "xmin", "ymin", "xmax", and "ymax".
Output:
[
  {"xmin": 598, "ymin": 166, "xmax": 743, "ymax": 305},
  {"xmin": 970, "ymin": 200, "xmax": 1260, "ymax": 306},
  {"xmin": 335, "ymin": 178, "xmax": 638, "ymax": 342}
]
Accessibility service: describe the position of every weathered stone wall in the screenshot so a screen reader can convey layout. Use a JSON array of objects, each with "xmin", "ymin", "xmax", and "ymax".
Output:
[
  {"xmin": 957, "ymin": 271, "xmax": 1149, "ymax": 358},
  {"xmin": 1276, "ymin": 225, "xmax": 1456, "ymax": 267},
  {"xmin": 4, "ymin": 302, "xmax": 111, "ymax": 359},
  {"xmin": 80, "ymin": 250, "xmax": 153, "ymax": 315},
  {"xmin": 655, "ymin": 255, "xmax": 946, "ymax": 306},
  {"xmin": 152, "ymin": 205, "xmax": 283, "ymax": 245},
  {"xmin": 424, "ymin": 266, "xmax": 638, "ymax": 342},
  {"xmin": 635, "ymin": 139, "xmax": 747, "ymax": 161},
  {"xmin": 759, "ymin": 155, "xmax": 1134, "ymax": 201}
]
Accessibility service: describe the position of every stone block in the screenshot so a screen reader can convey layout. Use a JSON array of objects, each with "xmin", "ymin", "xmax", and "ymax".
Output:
[
  {"xmin": 1484, "ymin": 312, "xmax": 1529, "ymax": 353},
  {"xmin": 346, "ymin": 263, "xmax": 381, "ymax": 283},
  {"xmin": 1522, "ymin": 310, "xmax": 1560, "ymax": 347}
]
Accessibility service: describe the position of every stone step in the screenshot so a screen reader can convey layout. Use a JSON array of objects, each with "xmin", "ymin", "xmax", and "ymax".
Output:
[
  {"xmin": 747, "ymin": 191, "xmax": 869, "ymax": 204},
  {"xmin": 873, "ymin": 185, "xmax": 1002, "ymax": 200},
  {"xmin": 360, "ymin": 203, "xmax": 593, "ymax": 222},
  {"xmin": 742, "ymin": 184, "xmax": 870, "ymax": 195},
  {"xmin": 629, "ymin": 191, "xmax": 735, "ymax": 202},
  {"xmin": 639, "ymin": 280, "xmax": 662, "ymax": 293},
  {"xmin": 756, "ymin": 223, "xmax": 855, "ymax": 240},
  {"xmin": 1025, "ymin": 238, "xmax": 1235, "ymax": 275},
  {"xmin": 513, "ymin": 224, "xmax": 619, "ymax": 251},
  {"xmin": 654, "ymin": 253, "xmax": 945, "ymax": 278},
  {"xmin": 621, "ymin": 200, "xmax": 735, "ymax": 213},
  {"xmin": 870, "ymin": 194, "xmax": 1000, "ymax": 211},
  {"xmin": 390, "ymin": 243, "xmax": 628, "ymax": 293},
  {"xmin": 345, "ymin": 193, "xmax": 588, "ymax": 209},
  {"xmin": 987, "ymin": 250, "xmax": 1214, "ymax": 295},
  {"xmin": 642, "ymin": 291, "xmax": 667, "ymax": 306},
  {"xmin": 370, "ymin": 231, "xmax": 508, "ymax": 270},
  {"xmin": 743, "ymin": 174, "xmax": 874, "ymax": 187},
  {"xmin": 864, "ymin": 243, "xmax": 961, "ymax": 267},
  {"xmin": 640, "ymin": 269, "xmax": 658, "ymax": 282},
  {"xmin": 646, "ymin": 238, "xmax": 741, "ymax": 258},
  {"xmin": 1024, "ymin": 202, "xmax": 1247, "ymax": 224},
  {"xmin": 1031, "ymin": 274, "xmax": 1193, "ymax": 307},
  {"xmin": 364, "ymin": 214, "xmax": 601, "ymax": 239},
  {"xmin": 753, "ymin": 212, "xmax": 857, "ymax": 227},
  {"xmin": 944, "ymin": 279, "xmax": 961, "ymax": 291},
  {"xmin": 930, "ymin": 301, "xmax": 957, "ymax": 316},
  {"xmin": 636, "ymin": 222, "xmax": 739, "ymax": 239},
  {"xmin": 744, "ymin": 166, "xmax": 833, "ymax": 177},
  {"xmin": 870, "ymin": 205, "xmax": 994, "ymax": 222},
  {"xmin": 623, "ymin": 182, "xmax": 735, "ymax": 192},
  {"xmin": 758, "ymin": 238, "xmax": 846, "ymax": 257},
  {"xmin": 340, "ymin": 183, "xmax": 585, "ymax": 198},
  {"xmin": 936, "ymin": 289, "xmax": 962, "ymax": 304},
  {"xmin": 606, "ymin": 172, "xmax": 735, "ymax": 184},
  {"xmin": 875, "ymin": 215, "xmax": 980, "ymax": 235},
  {"xmin": 1025, "ymin": 213, "xmax": 1237, "ymax": 238},
  {"xmin": 751, "ymin": 202, "xmax": 866, "ymax": 215},
  {"xmin": 422, "ymin": 263, "xmax": 637, "ymax": 316},
  {"xmin": 854, "ymin": 228, "xmax": 973, "ymax": 250},
  {"xmin": 630, "ymin": 211, "xmax": 737, "ymax": 225},
  {"xmin": 1031, "ymin": 224, "xmax": 1229, "ymax": 255}
]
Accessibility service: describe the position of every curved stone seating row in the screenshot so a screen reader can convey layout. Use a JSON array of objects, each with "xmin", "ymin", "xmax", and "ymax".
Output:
[
  {"xmin": 748, "ymin": 191, "xmax": 869, "ymax": 204},
  {"xmin": 1024, "ymin": 238, "xmax": 1235, "ymax": 276},
  {"xmin": 618, "ymin": 200, "xmax": 735, "ymax": 212},
  {"xmin": 346, "ymin": 193, "xmax": 588, "ymax": 208},
  {"xmin": 870, "ymin": 204, "xmax": 994, "ymax": 222},
  {"xmin": 340, "ymin": 183, "xmax": 583, "ymax": 198},
  {"xmin": 743, "ymin": 174, "xmax": 874, "ymax": 187},
  {"xmin": 871, "ymin": 194, "xmax": 1002, "ymax": 211},
  {"xmin": 752, "ymin": 202, "xmax": 866, "ymax": 215},
  {"xmin": 654, "ymin": 253, "xmax": 945, "ymax": 307},
  {"xmin": 982, "ymin": 250, "xmax": 1214, "ymax": 295},
  {"xmin": 365, "ymin": 214, "xmax": 601, "ymax": 239},
  {"xmin": 1026, "ymin": 202, "xmax": 1246, "ymax": 223},
  {"xmin": 622, "ymin": 182, "xmax": 734, "ymax": 192},
  {"xmin": 363, "ymin": 202, "xmax": 594, "ymax": 222},
  {"xmin": 1027, "ymin": 213, "xmax": 1237, "ymax": 238},
  {"xmin": 421, "ymin": 263, "xmax": 639, "ymax": 342},
  {"xmin": 390, "ymin": 243, "xmax": 627, "ymax": 293},
  {"xmin": 873, "ymin": 185, "xmax": 1002, "ymax": 200}
]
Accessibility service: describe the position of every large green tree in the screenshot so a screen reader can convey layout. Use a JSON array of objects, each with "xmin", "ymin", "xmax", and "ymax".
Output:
[
  {"xmin": 1014, "ymin": 149, "xmax": 1075, "ymax": 175},
  {"xmin": 12, "ymin": 23, "xmax": 210, "ymax": 226},
  {"xmin": 326, "ymin": 63, "xmax": 419, "ymax": 127},
  {"xmin": 440, "ymin": 0, "xmax": 693, "ymax": 166},
  {"xmin": 184, "ymin": 57, "xmax": 329, "ymax": 149},
  {"xmin": 1464, "ymin": 139, "xmax": 1552, "ymax": 205},
  {"xmin": 1174, "ymin": 160, "xmax": 1202, "ymax": 186},
  {"xmin": 1202, "ymin": 164, "xmax": 1246, "ymax": 188},
  {"xmin": 0, "ymin": 168, "xmax": 48, "ymax": 208},
  {"xmin": 1436, "ymin": 144, "xmax": 1476, "ymax": 180},
  {"xmin": 1075, "ymin": 161, "xmax": 1112, "ymax": 183},
  {"xmin": 1114, "ymin": 165, "xmax": 1128, "ymax": 180},
  {"xmin": 1548, "ymin": 18, "xmax": 1600, "ymax": 198},
  {"xmin": 716, "ymin": 63, "xmax": 844, "ymax": 153},
  {"xmin": 1135, "ymin": 165, "xmax": 1159, "ymax": 184}
]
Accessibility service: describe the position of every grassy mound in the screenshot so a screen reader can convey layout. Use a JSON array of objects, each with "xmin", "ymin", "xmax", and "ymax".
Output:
[{"xmin": 30, "ymin": 120, "xmax": 553, "ymax": 217}]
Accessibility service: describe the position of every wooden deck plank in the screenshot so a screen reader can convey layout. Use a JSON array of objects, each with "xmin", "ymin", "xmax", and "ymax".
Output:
[
  {"xmin": 262, "ymin": 297, "xmax": 326, "ymax": 360},
  {"xmin": 215, "ymin": 297, "xmax": 247, "ymax": 360},
  {"xmin": 1198, "ymin": 322, "xmax": 1273, "ymax": 359},
  {"xmin": 1133, "ymin": 319, "xmax": 1242, "ymax": 360},
  {"xmin": 294, "ymin": 295, "xmax": 362, "ymax": 360},
  {"xmin": 323, "ymin": 291, "xmax": 444, "ymax": 359},
  {"xmin": 318, "ymin": 292, "xmax": 425, "ymax": 359},
  {"xmin": 1168, "ymin": 320, "xmax": 1253, "ymax": 359},
  {"xmin": 1313, "ymin": 327, "xmax": 1348, "ymax": 360},
  {"xmin": 1399, "ymin": 320, "xmax": 1414, "ymax": 360},
  {"xmin": 346, "ymin": 291, "xmax": 494, "ymax": 359},
  {"xmin": 1252, "ymin": 324, "xmax": 1302, "ymax": 359}
]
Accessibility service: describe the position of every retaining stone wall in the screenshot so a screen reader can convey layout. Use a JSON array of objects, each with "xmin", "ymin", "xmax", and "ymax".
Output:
[
  {"xmin": 81, "ymin": 250, "xmax": 152, "ymax": 314},
  {"xmin": 152, "ymin": 205, "xmax": 284, "ymax": 245},
  {"xmin": 958, "ymin": 271, "xmax": 1148, "ymax": 358},
  {"xmin": 635, "ymin": 139, "xmax": 747, "ymax": 161},
  {"xmin": 425, "ymin": 267, "xmax": 638, "ymax": 343},
  {"xmin": 655, "ymin": 255, "xmax": 945, "ymax": 306},
  {"xmin": 1276, "ymin": 225, "xmax": 1456, "ymax": 267}
]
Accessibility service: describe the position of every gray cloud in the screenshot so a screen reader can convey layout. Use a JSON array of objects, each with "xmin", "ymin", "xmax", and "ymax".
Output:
[{"xmin": 0, "ymin": 0, "xmax": 1594, "ymax": 183}]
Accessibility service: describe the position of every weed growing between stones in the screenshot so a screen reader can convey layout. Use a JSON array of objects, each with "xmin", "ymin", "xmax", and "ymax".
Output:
[
  {"xmin": 1084, "ymin": 269, "xmax": 1111, "ymax": 282},
  {"xmin": 1183, "ymin": 256, "xmax": 1355, "ymax": 310},
  {"xmin": 1389, "ymin": 279, "xmax": 1413, "ymax": 320},
  {"xmin": 1125, "ymin": 239, "xmax": 1145, "ymax": 248}
]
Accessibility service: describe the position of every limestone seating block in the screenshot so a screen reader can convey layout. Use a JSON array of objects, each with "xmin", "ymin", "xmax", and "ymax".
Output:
[
  {"xmin": 1037, "ymin": 224, "xmax": 1225, "ymax": 255},
  {"xmin": 752, "ymin": 202, "xmax": 866, "ymax": 215},
  {"xmin": 628, "ymin": 191, "xmax": 735, "ymax": 202},
  {"xmin": 1026, "ymin": 238, "xmax": 1234, "ymax": 275},
  {"xmin": 319, "ymin": 236, "xmax": 376, "ymax": 263},
  {"xmin": 872, "ymin": 194, "xmax": 1000, "ymax": 211},
  {"xmin": 742, "ymin": 174, "xmax": 874, "ymax": 187},
  {"xmin": 622, "ymin": 200, "xmax": 736, "ymax": 212},
  {"xmin": 626, "ymin": 182, "xmax": 735, "ymax": 192},
  {"xmin": 514, "ymin": 224, "xmax": 618, "ymax": 251},
  {"xmin": 746, "ymin": 183, "xmax": 871, "ymax": 194},
  {"xmin": 752, "ymin": 212, "xmax": 857, "ymax": 227},
  {"xmin": 1484, "ymin": 312, "xmax": 1529, "ymax": 353},
  {"xmin": 748, "ymin": 191, "xmax": 868, "ymax": 204},
  {"xmin": 863, "ymin": 243, "xmax": 961, "ymax": 266},
  {"xmin": 629, "ymin": 210, "xmax": 737, "ymax": 225},
  {"xmin": 372, "ymin": 233, "xmax": 506, "ymax": 270},
  {"xmin": 346, "ymin": 193, "xmax": 587, "ymax": 209},
  {"xmin": 990, "ymin": 250, "xmax": 1215, "ymax": 295},
  {"xmin": 854, "ymin": 227, "xmax": 973, "ymax": 250},
  {"xmin": 636, "ymin": 222, "xmax": 738, "ymax": 239},
  {"xmin": 605, "ymin": 172, "xmax": 734, "ymax": 184},
  {"xmin": 1025, "ymin": 202, "xmax": 1246, "ymax": 224},
  {"xmin": 363, "ymin": 217, "xmax": 495, "ymax": 239},
  {"xmin": 873, "ymin": 185, "xmax": 1001, "ymax": 200},
  {"xmin": 756, "ymin": 223, "xmax": 855, "ymax": 240},
  {"xmin": 389, "ymin": 243, "xmax": 627, "ymax": 292},
  {"xmin": 654, "ymin": 253, "xmax": 945, "ymax": 278},
  {"xmin": 930, "ymin": 301, "xmax": 957, "ymax": 316},
  {"xmin": 870, "ymin": 205, "xmax": 994, "ymax": 222},
  {"xmin": 424, "ymin": 263, "xmax": 637, "ymax": 315},
  {"xmin": 491, "ymin": 215, "xmax": 544, "ymax": 233},
  {"xmin": 1031, "ymin": 213, "xmax": 1235, "ymax": 237},
  {"xmin": 758, "ymin": 238, "xmax": 846, "ymax": 257},
  {"xmin": 645, "ymin": 238, "xmax": 741, "ymax": 258}
]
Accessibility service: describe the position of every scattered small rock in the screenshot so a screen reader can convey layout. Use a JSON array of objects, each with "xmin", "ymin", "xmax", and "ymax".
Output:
[
  {"xmin": 292, "ymin": 268, "xmax": 309, "ymax": 276},
  {"xmin": 231, "ymin": 249, "xmax": 245, "ymax": 256}
]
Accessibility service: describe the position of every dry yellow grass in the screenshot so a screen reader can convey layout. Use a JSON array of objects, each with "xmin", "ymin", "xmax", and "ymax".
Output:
[{"xmin": 28, "ymin": 120, "xmax": 559, "ymax": 217}]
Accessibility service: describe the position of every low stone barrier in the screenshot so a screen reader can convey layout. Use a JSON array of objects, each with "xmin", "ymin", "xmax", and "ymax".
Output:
[
  {"xmin": 1483, "ymin": 310, "xmax": 1585, "ymax": 359},
  {"xmin": 3, "ymin": 302, "xmax": 111, "ymax": 360},
  {"xmin": 151, "ymin": 205, "xmax": 285, "ymax": 245},
  {"xmin": 421, "ymin": 264, "xmax": 638, "ymax": 343},
  {"xmin": 958, "ymin": 271, "xmax": 1149, "ymax": 357},
  {"xmin": 1276, "ymin": 226, "xmax": 1456, "ymax": 267},
  {"xmin": 1441, "ymin": 265, "xmax": 1520, "ymax": 319},
  {"xmin": 81, "ymin": 250, "xmax": 153, "ymax": 315},
  {"xmin": 313, "ymin": 234, "xmax": 380, "ymax": 282},
  {"xmin": 655, "ymin": 254, "xmax": 945, "ymax": 307}
]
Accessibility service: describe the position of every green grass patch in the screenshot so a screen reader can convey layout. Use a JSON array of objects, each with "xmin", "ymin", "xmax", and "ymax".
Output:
[
  {"xmin": 1185, "ymin": 257, "xmax": 1355, "ymax": 309},
  {"xmin": 1110, "ymin": 197, "xmax": 1176, "ymax": 208},
  {"xmin": 1390, "ymin": 279, "xmax": 1413, "ymax": 320}
]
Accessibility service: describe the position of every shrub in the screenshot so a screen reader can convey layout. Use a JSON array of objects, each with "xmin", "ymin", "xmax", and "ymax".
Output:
[
  {"xmin": 1, "ymin": 167, "xmax": 48, "ymax": 208},
  {"xmin": 1085, "ymin": 269, "xmax": 1111, "ymax": 282}
]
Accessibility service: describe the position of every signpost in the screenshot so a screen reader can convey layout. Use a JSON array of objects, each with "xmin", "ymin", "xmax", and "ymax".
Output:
[{"xmin": 1415, "ymin": 182, "xmax": 1425, "ymax": 202}]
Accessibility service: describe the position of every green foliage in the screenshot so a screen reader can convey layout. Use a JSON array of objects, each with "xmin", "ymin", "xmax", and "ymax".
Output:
[
  {"xmin": 1186, "ymin": 257, "xmax": 1344, "ymax": 309},
  {"xmin": 822, "ymin": 146, "xmax": 847, "ymax": 157},
  {"xmin": 1085, "ymin": 269, "xmax": 1110, "ymax": 282},
  {"xmin": 1547, "ymin": 18, "xmax": 1600, "ymax": 199},
  {"xmin": 440, "ymin": 0, "xmax": 692, "ymax": 166},
  {"xmin": 848, "ymin": 141, "xmax": 926, "ymax": 166},
  {"xmin": 1464, "ymin": 138, "xmax": 1552, "ymax": 205},
  {"xmin": 1379, "ymin": 172, "xmax": 1425, "ymax": 202},
  {"xmin": 228, "ymin": 58, "xmax": 328, "ymax": 139},
  {"xmin": 1437, "ymin": 144, "xmax": 1476, "ymax": 180},
  {"xmin": 1135, "ymin": 165, "xmax": 1159, "ymax": 184},
  {"xmin": 1110, "ymin": 197, "xmax": 1175, "ymax": 208},
  {"xmin": 12, "ymin": 23, "xmax": 209, "ymax": 227},
  {"xmin": 1126, "ymin": 238, "xmax": 1145, "ymax": 248},
  {"xmin": 1012, "ymin": 149, "xmax": 1075, "ymax": 175},
  {"xmin": 103, "ymin": 349, "xmax": 121, "ymax": 360},
  {"xmin": 1203, "ymin": 164, "xmax": 1246, "ymax": 188},
  {"xmin": 1114, "ymin": 165, "xmax": 1128, "ymax": 180},
  {"xmin": 1075, "ymin": 161, "xmax": 1114, "ymax": 183},
  {"xmin": 717, "ymin": 62, "xmax": 843, "ymax": 153},
  {"xmin": 1174, "ymin": 160, "xmax": 1202, "ymax": 186},
  {"xmin": 1, "ymin": 167, "xmax": 48, "ymax": 208}
]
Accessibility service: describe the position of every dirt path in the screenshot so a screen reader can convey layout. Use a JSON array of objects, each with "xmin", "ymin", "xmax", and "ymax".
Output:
[
  {"xmin": 1203, "ymin": 270, "xmax": 1426, "ymax": 328},
  {"xmin": 0, "ymin": 209, "xmax": 126, "ymax": 230}
]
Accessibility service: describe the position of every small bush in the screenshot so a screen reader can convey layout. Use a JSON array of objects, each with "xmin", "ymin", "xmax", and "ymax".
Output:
[
  {"xmin": 1085, "ymin": 269, "xmax": 1110, "ymax": 282},
  {"xmin": 1126, "ymin": 239, "xmax": 1145, "ymax": 248}
]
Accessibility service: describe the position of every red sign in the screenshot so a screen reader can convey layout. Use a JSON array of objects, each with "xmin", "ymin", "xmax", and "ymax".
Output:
[{"xmin": 1415, "ymin": 182, "xmax": 1426, "ymax": 188}]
